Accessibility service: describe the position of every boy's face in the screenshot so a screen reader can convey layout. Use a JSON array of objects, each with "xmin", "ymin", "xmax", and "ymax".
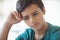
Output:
[{"xmin": 21, "ymin": 4, "xmax": 45, "ymax": 31}]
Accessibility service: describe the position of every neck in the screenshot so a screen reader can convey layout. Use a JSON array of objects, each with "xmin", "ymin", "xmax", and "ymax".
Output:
[
  {"xmin": 34, "ymin": 22, "xmax": 48, "ymax": 40},
  {"xmin": 35, "ymin": 22, "xmax": 48, "ymax": 35}
]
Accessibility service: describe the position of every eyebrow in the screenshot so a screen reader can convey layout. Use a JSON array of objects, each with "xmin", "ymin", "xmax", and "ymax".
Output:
[
  {"xmin": 32, "ymin": 11, "xmax": 37, "ymax": 14},
  {"xmin": 23, "ymin": 11, "xmax": 37, "ymax": 18}
]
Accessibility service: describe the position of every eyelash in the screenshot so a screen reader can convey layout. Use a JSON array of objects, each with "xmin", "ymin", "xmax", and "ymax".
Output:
[
  {"xmin": 23, "ymin": 17, "xmax": 29, "ymax": 20},
  {"xmin": 23, "ymin": 13, "xmax": 38, "ymax": 20},
  {"xmin": 33, "ymin": 13, "xmax": 38, "ymax": 16}
]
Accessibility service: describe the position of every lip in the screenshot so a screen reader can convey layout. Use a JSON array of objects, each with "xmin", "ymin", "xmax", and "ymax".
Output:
[{"xmin": 31, "ymin": 23, "xmax": 39, "ymax": 27}]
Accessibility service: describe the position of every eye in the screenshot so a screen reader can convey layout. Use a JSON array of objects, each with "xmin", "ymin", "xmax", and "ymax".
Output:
[
  {"xmin": 33, "ymin": 12, "xmax": 38, "ymax": 16},
  {"xmin": 23, "ymin": 16, "xmax": 29, "ymax": 20}
]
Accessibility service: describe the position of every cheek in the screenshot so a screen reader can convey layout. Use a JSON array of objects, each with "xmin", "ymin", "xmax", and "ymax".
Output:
[{"xmin": 36, "ymin": 14, "xmax": 44, "ymax": 22}]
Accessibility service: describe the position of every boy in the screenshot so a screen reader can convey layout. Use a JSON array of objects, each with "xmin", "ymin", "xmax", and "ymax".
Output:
[{"xmin": 0, "ymin": 0, "xmax": 60, "ymax": 40}]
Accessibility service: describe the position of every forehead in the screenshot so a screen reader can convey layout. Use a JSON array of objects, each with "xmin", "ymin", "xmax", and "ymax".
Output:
[{"xmin": 21, "ymin": 4, "xmax": 41, "ymax": 16}]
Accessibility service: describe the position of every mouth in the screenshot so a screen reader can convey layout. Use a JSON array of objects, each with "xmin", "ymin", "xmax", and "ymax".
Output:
[{"xmin": 31, "ymin": 23, "xmax": 39, "ymax": 28}]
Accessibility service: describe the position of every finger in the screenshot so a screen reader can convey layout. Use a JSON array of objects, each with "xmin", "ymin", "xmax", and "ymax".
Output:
[
  {"xmin": 17, "ymin": 11, "xmax": 22, "ymax": 19},
  {"xmin": 12, "ymin": 11, "xmax": 18, "ymax": 20},
  {"xmin": 14, "ymin": 11, "xmax": 22, "ymax": 21}
]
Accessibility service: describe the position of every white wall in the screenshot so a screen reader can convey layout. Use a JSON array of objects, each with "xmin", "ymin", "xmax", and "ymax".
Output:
[{"xmin": 43, "ymin": 0, "xmax": 60, "ymax": 26}]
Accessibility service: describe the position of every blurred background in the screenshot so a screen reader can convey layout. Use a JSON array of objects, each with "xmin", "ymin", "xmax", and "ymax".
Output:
[{"xmin": 0, "ymin": 0, "xmax": 60, "ymax": 40}]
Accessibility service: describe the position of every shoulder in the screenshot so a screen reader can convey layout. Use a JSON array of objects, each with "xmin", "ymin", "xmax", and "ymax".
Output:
[
  {"xmin": 47, "ymin": 23, "xmax": 60, "ymax": 40},
  {"xmin": 15, "ymin": 28, "xmax": 34, "ymax": 40},
  {"xmin": 51, "ymin": 26, "xmax": 60, "ymax": 40},
  {"xmin": 47, "ymin": 22, "xmax": 60, "ymax": 32},
  {"xmin": 48, "ymin": 23, "xmax": 60, "ymax": 34}
]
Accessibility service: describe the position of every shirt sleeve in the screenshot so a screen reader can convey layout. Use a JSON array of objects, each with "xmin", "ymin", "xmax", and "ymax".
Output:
[
  {"xmin": 15, "ymin": 28, "xmax": 34, "ymax": 40},
  {"xmin": 15, "ymin": 33, "xmax": 25, "ymax": 40}
]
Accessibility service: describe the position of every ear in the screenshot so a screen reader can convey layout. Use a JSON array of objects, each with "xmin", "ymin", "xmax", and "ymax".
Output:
[{"xmin": 42, "ymin": 7, "xmax": 46, "ymax": 15}]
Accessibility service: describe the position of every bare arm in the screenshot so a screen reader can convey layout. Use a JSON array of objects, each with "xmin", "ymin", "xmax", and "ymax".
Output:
[
  {"xmin": 0, "ymin": 22, "xmax": 13, "ymax": 40},
  {"xmin": 0, "ymin": 11, "xmax": 22, "ymax": 40}
]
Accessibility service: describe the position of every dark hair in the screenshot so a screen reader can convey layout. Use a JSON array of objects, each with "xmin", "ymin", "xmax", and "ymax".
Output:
[{"xmin": 16, "ymin": 0, "xmax": 44, "ymax": 13}]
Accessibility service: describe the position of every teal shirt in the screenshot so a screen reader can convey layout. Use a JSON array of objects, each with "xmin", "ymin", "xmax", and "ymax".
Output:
[{"xmin": 16, "ymin": 23, "xmax": 60, "ymax": 40}]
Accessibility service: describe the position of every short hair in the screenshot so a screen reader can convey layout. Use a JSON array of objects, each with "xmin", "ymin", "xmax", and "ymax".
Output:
[{"xmin": 16, "ymin": 0, "xmax": 44, "ymax": 13}]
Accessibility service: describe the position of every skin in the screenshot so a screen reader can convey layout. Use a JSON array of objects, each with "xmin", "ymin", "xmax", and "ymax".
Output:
[
  {"xmin": 0, "ymin": 11, "xmax": 22, "ymax": 40},
  {"xmin": 22, "ymin": 4, "xmax": 45, "ymax": 31},
  {"xmin": 0, "ymin": 4, "xmax": 48, "ymax": 40}
]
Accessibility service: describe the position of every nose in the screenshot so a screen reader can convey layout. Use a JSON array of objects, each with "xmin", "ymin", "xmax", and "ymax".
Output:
[{"xmin": 30, "ymin": 17, "xmax": 36, "ymax": 24}]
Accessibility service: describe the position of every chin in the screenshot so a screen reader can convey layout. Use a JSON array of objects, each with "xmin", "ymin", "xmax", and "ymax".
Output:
[{"xmin": 32, "ymin": 26, "xmax": 41, "ymax": 31}]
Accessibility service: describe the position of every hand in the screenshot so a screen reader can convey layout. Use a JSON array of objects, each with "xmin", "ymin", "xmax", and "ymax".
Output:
[{"xmin": 5, "ymin": 11, "xmax": 22, "ymax": 25}]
